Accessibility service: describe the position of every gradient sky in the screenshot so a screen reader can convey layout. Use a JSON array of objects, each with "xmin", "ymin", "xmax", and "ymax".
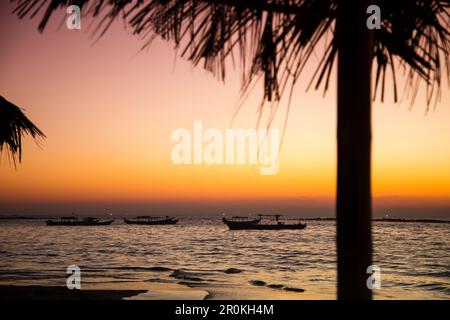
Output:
[{"xmin": 1, "ymin": 3, "xmax": 450, "ymax": 217}]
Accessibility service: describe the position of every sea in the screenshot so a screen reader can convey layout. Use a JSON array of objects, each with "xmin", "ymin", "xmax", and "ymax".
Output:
[{"xmin": 0, "ymin": 217, "xmax": 448, "ymax": 299}]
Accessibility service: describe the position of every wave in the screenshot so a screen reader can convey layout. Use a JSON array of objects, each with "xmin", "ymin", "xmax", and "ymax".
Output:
[
  {"xmin": 249, "ymin": 280, "xmax": 305, "ymax": 293},
  {"xmin": 170, "ymin": 270, "xmax": 205, "ymax": 282},
  {"xmin": 223, "ymin": 268, "xmax": 242, "ymax": 274},
  {"xmin": 108, "ymin": 266, "xmax": 172, "ymax": 272}
]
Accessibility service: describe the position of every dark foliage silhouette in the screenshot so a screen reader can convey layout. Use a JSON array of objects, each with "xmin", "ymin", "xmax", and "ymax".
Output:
[{"xmin": 0, "ymin": 96, "xmax": 45, "ymax": 166}]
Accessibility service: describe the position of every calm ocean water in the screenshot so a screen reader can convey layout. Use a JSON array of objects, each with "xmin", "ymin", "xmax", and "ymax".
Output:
[{"xmin": 0, "ymin": 217, "xmax": 448, "ymax": 299}]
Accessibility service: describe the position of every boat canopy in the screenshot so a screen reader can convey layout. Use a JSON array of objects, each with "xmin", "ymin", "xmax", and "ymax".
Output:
[
  {"xmin": 136, "ymin": 216, "xmax": 170, "ymax": 219},
  {"xmin": 231, "ymin": 216, "xmax": 255, "ymax": 219}
]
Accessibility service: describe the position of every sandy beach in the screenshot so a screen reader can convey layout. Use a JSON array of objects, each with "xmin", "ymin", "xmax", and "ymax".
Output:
[
  {"xmin": 0, "ymin": 285, "xmax": 146, "ymax": 300},
  {"xmin": 0, "ymin": 283, "xmax": 308, "ymax": 300}
]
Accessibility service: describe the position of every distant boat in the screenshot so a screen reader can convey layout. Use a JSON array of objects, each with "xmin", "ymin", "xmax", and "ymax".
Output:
[
  {"xmin": 46, "ymin": 216, "xmax": 115, "ymax": 226},
  {"xmin": 223, "ymin": 214, "xmax": 307, "ymax": 230},
  {"xmin": 220, "ymin": 215, "xmax": 261, "ymax": 229},
  {"xmin": 123, "ymin": 216, "xmax": 179, "ymax": 225}
]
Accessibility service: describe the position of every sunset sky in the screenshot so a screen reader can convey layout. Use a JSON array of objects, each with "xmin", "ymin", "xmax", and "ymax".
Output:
[{"xmin": 1, "ymin": 3, "xmax": 449, "ymax": 217}]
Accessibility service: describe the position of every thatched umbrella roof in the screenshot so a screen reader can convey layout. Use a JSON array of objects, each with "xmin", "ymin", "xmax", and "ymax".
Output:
[{"xmin": 0, "ymin": 96, "xmax": 45, "ymax": 165}]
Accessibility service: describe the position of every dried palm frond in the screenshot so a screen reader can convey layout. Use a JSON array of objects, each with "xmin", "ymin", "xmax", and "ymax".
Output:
[
  {"xmin": 0, "ymin": 96, "xmax": 46, "ymax": 165},
  {"xmin": 10, "ymin": 0, "xmax": 450, "ymax": 108}
]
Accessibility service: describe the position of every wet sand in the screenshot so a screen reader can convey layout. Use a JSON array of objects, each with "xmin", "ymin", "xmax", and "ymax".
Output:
[
  {"xmin": 0, "ymin": 285, "xmax": 146, "ymax": 300},
  {"xmin": 0, "ymin": 283, "xmax": 307, "ymax": 300}
]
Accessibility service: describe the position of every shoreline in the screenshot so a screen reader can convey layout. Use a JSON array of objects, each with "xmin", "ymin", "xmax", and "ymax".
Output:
[
  {"xmin": 0, "ymin": 285, "xmax": 147, "ymax": 300},
  {"xmin": 0, "ymin": 284, "xmax": 310, "ymax": 300}
]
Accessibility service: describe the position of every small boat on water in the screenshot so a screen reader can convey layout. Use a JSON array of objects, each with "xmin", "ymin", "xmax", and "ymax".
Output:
[
  {"xmin": 223, "ymin": 214, "xmax": 306, "ymax": 230},
  {"xmin": 46, "ymin": 216, "xmax": 115, "ymax": 226},
  {"xmin": 220, "ymin": 215, "xmax": 261, "ymax": 229},
  {"xmin": 123, "ymin": 216, "xmax": 179, "ymax": 225}
]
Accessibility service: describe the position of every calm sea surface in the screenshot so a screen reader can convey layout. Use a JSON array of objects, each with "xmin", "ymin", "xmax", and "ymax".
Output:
[{"xmin": 0, "ymin": 217, "xmax": 448, "ymax": 299}]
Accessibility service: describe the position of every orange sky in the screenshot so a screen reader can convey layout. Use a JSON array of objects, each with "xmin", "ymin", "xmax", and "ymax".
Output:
[{"xmin": 1, "ymin": 3, "xmax": 450, "ymax": 216}]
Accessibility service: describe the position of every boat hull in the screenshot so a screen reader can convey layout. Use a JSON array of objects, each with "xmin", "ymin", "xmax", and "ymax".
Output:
[
  {"xmin": 222, "ymin": 218, "xmax": 307, "ymax": 230},
  {"xmin": 221, "ymin": 217, "xmax": 261, "ymax": 229},
  {"xmin": 123, "ymin": 218, "xmax": 179, "ymax": 225}
]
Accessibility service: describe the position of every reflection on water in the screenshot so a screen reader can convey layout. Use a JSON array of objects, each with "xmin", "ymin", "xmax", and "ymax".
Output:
[{"xmin": 0, "ymin": 217, "xmax": 448, "ymax": 299}]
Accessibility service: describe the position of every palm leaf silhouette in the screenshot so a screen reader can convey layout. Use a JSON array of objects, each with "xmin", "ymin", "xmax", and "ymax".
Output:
[
  {"xmin": 11, "ymin": 1, "xmax": 449, "ymax": 104},
  {"xmin": 0, "ymin": 96, "xmax": 45, "ymax": 166}
]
